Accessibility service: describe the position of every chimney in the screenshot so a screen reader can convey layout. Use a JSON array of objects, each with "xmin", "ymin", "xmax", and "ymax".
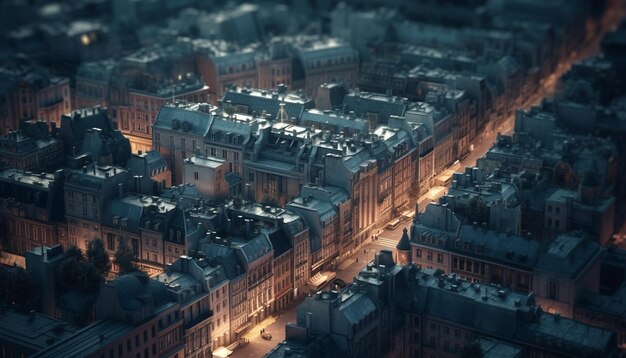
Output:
[
  {"xmin": 245, "ymin": 219, "xmax": 252, "ymax": 237},
  {"xmin": 118, "ymin": 183, "xmax": 123, "ymax": 198},
  {"xmin": 134, "ymin": 175, "xmax": 143, "ymax": 193}
]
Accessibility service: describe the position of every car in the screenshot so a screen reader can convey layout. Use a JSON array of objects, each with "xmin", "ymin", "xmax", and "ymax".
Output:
[
  {"xmin": 332, "ymin": 278, "xmax": 347, "ymax": 289},
  {"xmin": 261, "ymin": 332, "xmax": 272, "ymax": 340}
]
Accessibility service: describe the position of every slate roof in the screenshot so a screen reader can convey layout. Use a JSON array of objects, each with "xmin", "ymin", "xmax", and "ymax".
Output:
[
  {"xmin": 342, "ymin": 92, "xmax": 408, "ymax": 123},
  {"xmin": 267, "ymin": 229, "xmax": 292, "ymax": 257},
  {"xmin": 300, "ymin": 109, "xmax": 368, "ymax": 133},
  {"xmin": 60, "ymin": 108, "xmax": 112, "ymax": 147},
  {"xmin": 109, "ymin": 272, "xmax": 173, "ymax": 312},
  {"xmin": 409, "ymin": 269, "xmax": 615, "ymax": 357},
  {"xmin": 223, "ymin": 88, "xmax": 314, "ymax": 120},
  {"xmin": 476, "ymin": 337, "xmax": 522, "ymax": 358},
  {"xmin": 32, "ymin": 320, "xmax": 135, "ymax": 358},
  {"xmin": 577, "ymin": 283, "xmax": 626, "ymax": 317},
  {"xmin": 235, "ymin": 233, "xmax": 273, "ymax": 264},
  {"xmin": 199, "ymin": 242, "xmax": 244, "ymax": 280},
  {"xmin": 535, "ymin": 232, "xmax": 602, "ymax": 277},
  {"xmin": 455, "ymin": 225, "xmax": 540, "ymax": 271},
  {"xmin": 153, "ymin": 105, "xmax": 214, "ymax": 137},
  {"xmin": 338, "ymin": 292, "xmax": 377, "ymax": 325},
  {"xmin": 101, "ymin": 196, "xmax": 144, "ymax": 233},
  {"xmin": 0, "ymin": 311, "xmax": 77, "ymax": 353},
  {"xmin": 397, "ymin": 228, "xmax": 411, "ymax": 251}
]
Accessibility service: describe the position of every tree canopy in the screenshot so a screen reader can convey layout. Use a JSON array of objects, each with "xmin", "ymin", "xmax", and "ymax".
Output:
[
  {"xmin": 0, "ymin": 265, "xmax": 39, "ymax": 313},
  {"xmin": 55, "ymin": 242, "xmax": 109, "ymax": 296},
  {"xmin": 114, "ymin": 238, "xmax": 136, "ymax": 275}
]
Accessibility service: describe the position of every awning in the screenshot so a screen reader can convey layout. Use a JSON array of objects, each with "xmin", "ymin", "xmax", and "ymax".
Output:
[
  {"xmin": 212, "ymin": 347, "xmax": 233, "ymax": 358},
  {"xmin": 307, "ymin": 271, "xmax": 337, "ymax": 291},
  {"xmin": 233, "ymin": 321, "xmax": 252, "ymax": 335}
]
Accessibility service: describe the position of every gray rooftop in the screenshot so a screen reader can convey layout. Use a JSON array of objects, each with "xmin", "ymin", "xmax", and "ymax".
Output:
[
  {"xmin": 32, "ymin": 319, "xmax": 135, "ymax": 358},
  {"xmin": 0, "ymin": 311, "xmax": 77, "ymax": 353}
]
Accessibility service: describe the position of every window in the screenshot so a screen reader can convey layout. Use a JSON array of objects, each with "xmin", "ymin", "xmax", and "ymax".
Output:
[
  {"xmin": 222, "ymin": 150, "xmax": 227, "ymax": 159},
  {"xmin": 194, "ymin": 172, "xmax": 199, "ymax": 181},
  {"xmin": 107, "ymin": 233, "xmax": 115, "ymax": 251},
  {"xmin": 416, "ymin": 249, "xmax": 422, "ymax": 258},
  {"xmin": 437, "ymin": 254, "xmax": 443, "ymax": 263},
  {"xmin": 548, "ymin": 280, "xmax": 559, "ymax": 300},
  {"xmin": 427, "ymin": 251, "xmax": 433, "ymax": 261},
  {"xmin": 248, "ymin": 173, "xmax": 254, "ymax": 182}
]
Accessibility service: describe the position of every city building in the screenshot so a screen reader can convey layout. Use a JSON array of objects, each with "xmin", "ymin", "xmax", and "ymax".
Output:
[
  {"xmin": 342, "ymin": 91, "xmax": 408, "ymax": 128},
  {"xmin": 268, "ymin": 252, "xmax": 618, "ymax": 357},
  {"xmin": 118, "ymin": 74, "xmax": 211, "ymax": 154},
  {"xmin": 156, "ymin": 256, "xmax": 215, "ymax": 357},
  {"xmin": 0, "ymin": 125, "xmax": 64, "ymax": 171},
  {"xmin": 279, "ymin": 35, "xmax": 359, "ymax": 98},
  {"xmin": 0, "ymin": 169, "xmax": 66, "ymax": 255},
  {"xmin": 244, "ymin": 122, "xmax": 321, "ymax": 206},
  {"xmin": 59, "ymin": 107, "xmax": 131, "ymax": 166},
  {"xmin": 222, "ymin": 85, "xmax": 314, "ymax": 122},
  {"xmin": 63, "ymin": 164, "xmax": 128, "ymax": 252},
  {"xmin": 0, "ymin": 58, "xmax": 70, "ymax": 134},
  {"xmin": 226, "ymin": 201, "xmax": 311, "ymax": 305},
  {"xmin": 441, "ymin": 166, "xmax": 522, "ymax": 235},
  {"xmin": 410, "ymin": 202, "xmax": 604, "ymax": 318},
  {"xmin": 75, "ymin": 60, "xmax": 116, "ymax": 110},
  {"xmin": 286, "ymin": 185, "xmax": 350, "ymax": 273},
  {"xmin": 35, "ymin": 272, "xmax": 185, "ymax": 358},
  {"xmin": 182, "ymin": 155, "xmax": 231, "ymax": 201},
  {"xmin": 0, "ymin": 310, "xmax": 77, "ymax": 358},
  {"xmin": 126, "ymin": 149, "xmax": 171, "ymax": 194},
  {"xmin": 197, "ymin": 231, "xmax": 274, "ymax": 342},
  {"xmin": 153, "ymin": 102, "xmax": 215, "ymax": 185}
]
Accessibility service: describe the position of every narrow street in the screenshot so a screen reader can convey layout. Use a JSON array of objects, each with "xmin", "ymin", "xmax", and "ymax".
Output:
[{"xmin": 229, "ymin": 6, "xmax": 625, "ymax": 357}]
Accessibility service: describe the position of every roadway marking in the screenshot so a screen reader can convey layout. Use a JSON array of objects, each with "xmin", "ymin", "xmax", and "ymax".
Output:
[{"xmin": 373, "ymin": 237, "xmax": 399, "ymax": 249}]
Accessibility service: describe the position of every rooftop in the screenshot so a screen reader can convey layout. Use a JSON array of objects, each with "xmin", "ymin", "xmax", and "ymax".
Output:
[
  {"xmin": 0, "ymin": 168, "xmax": 55, "ymax": 189},
  {"xmin": 33, "ymin": 319, "xmax": 135, "ymax": 358},
  {"xmin": 0, "ymin": 311, "xmax": 77, "ymax": 353},
  {"xmin": 184, "ymin": 155, "xmax": 226, "ymax": 169}
]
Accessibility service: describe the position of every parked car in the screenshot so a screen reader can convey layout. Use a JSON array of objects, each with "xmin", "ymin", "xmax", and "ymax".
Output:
[{"xmin": 332, "ymin": 278, "xmax": 347, "ymax": 289}]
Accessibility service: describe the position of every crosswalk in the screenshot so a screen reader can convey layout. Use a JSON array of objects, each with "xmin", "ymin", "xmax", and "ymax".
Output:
[{"xmin": 372, "ymin": 237, "xmax": 399, "ymax": 249}]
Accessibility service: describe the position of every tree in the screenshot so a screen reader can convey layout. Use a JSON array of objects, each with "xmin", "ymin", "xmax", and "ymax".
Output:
[
  {"xmin": 0, "ymin": 265, "xmax": 39, "ymax": 312},
  {"xmin": 460, "ymin": 342, "xmax": 483, "ymax": 358},
  {"xmin": 86, "ymin": 238, "xmax": 111, "ymax": 277},
  {"xmin": 55, "ymin": 250, "xmax": 83, "ymax": 295},
  {"xmin": 63, "ymin": 245, "xmax": 84, "ymax": 262},
  {"xmin": 114, "ymin": 239, "xmax": 136, "ymax": 275},
  {"xmin": 55, "ymin": 244, "xmax": 106, "ymax": 296}
]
